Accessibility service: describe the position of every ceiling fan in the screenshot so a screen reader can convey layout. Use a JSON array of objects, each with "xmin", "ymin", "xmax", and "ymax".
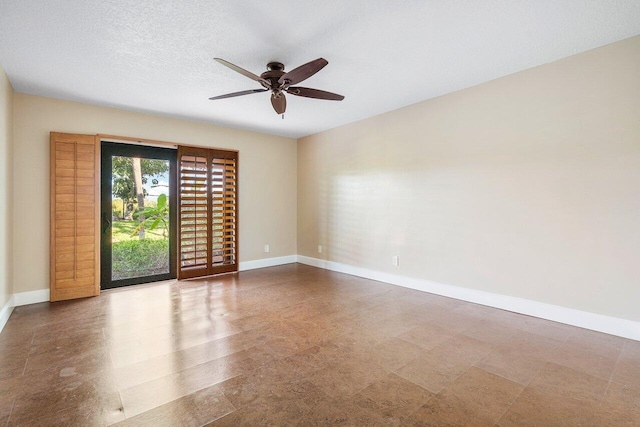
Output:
[{"xmin": 209, "ymin": 58, "xmax": 345, "ymax": 115}]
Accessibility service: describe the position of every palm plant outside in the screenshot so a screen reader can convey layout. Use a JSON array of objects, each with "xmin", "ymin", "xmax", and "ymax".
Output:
[{"xmin": 131, "ymin": 193, "xmax": 169, "ymax": 239}]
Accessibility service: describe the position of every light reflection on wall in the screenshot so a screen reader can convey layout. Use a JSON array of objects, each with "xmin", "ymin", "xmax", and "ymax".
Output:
[{"xmin": 297, "ymin": 36, "xmax": 640, "ymax": 321}]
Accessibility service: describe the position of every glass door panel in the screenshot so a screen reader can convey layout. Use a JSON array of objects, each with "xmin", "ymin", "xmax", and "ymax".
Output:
[{"xmin": 101, "ymin": 142, "xmax": 177, "ymax": 289}]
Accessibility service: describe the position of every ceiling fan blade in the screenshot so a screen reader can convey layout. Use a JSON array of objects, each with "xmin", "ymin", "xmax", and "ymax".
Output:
[
  {"xmin": 278, "ymin": 58, "xmax": 328, "ymax": 86},
  {"xmin": 286, "ymin": 87, "xmax": 344, "ymax": 101},
  {"xmin": 271, "ymin": 93, "xmax": 286, "ymax": 114},
  {"xmin": 209, "ymin": 89, "xmax": 267, "ymax": 100},
  {"xmin": 214, "ymin": 58, "xmax": 269, "ymax": 85}
]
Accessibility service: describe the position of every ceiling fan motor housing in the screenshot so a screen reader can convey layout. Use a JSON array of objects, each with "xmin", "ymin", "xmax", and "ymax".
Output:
[{"xmin": 262, "ymin": 62, "xmax": 287, "ymax": 89}]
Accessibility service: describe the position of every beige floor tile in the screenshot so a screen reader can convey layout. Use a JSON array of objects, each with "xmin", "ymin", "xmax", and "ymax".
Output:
[
  {"xmin": 408, "ymin": 367, "xmax": 523, "ymax": 426},
  {"xmin": 353, "ymin": 373, "xmax": 433, "ymax": 425},
  {"xmin": 1, "ymin": 264, "xmax": 636, "ymax": 426}
]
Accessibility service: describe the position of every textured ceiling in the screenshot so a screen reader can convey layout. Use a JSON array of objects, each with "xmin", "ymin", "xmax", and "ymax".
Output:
[{"xmin": 1, "ymin": 1, "xmax": 639, "ymax": 138}]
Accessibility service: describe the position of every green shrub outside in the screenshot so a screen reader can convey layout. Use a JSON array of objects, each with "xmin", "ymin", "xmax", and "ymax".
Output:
[{"xmin": 112, "ymin": 239, "xmax": 169, "ymax": 280}]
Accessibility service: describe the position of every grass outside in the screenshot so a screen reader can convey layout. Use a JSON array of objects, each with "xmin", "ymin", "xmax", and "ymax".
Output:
[{"xmin": 111, "ymin": 220, "xmax": 166, "ymax": 243}]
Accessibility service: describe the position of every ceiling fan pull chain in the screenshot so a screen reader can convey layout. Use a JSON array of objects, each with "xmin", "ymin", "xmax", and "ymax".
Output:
[{"xmin": 282, "ymin": 114, "xmax": 285, "ymax": 120}]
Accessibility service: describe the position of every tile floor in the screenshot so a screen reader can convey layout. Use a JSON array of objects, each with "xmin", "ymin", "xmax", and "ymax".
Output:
[{"xmin": 0, "ymin": 263, "xmax": 638, "ymax": 426}]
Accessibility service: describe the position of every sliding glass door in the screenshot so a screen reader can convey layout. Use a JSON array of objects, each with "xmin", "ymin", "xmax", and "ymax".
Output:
[{"xmin": 100, "ymin": 142, "xmax": 177, "ymax": 289}]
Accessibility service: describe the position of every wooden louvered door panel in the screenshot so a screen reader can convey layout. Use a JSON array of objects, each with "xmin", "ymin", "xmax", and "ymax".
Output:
[
  {"xmin": 50, "ymin": 132, "xmax": 100, "ymax": 301},
  {"xmin": 177, "ymin": 146, "xmax": 238, "ymax": 279},
  {"xmin": 178, "ymin": 147, "xmax": 210, "ymax": 279},
  {"xmin": 210, "ymin": 151, "xmax": 238, "ymax": 274}
]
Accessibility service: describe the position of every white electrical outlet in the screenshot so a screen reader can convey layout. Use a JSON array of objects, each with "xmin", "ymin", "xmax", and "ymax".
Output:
[
  {"xmin": 392, "ymin": 256, "xmax": 399, "ymax": 266},
  {"xmin": 264, "ymin": 244, "xmax": 270, "ymax": 253},
  {"xmin": 318, "ymin": 245, "xmax": 322, "ymax": 253}
]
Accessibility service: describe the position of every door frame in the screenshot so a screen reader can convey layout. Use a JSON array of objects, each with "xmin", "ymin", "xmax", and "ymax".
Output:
[{"xmin": 100, "ymin": 141, "xmax": 178, "ymax": 290}]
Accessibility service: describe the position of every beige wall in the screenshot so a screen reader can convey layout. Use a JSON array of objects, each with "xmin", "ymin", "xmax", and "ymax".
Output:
[
  {"xmin": 298, "ymin": 36, "xmax": 640, "ymax": 322},
  {"xmin": 13, "ymin": 94, "xmax": 297, "ymax": 294},
  {"xmin": 0, "ymin": 65, "xmax": 13, "ymax": 308}
]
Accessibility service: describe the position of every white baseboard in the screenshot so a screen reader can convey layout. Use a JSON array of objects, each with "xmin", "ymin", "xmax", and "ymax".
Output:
[
  {"xmin": 3, "ymin": 256, "xmax": 638, "ymax": 341},
  {"xmin": 0, "ymin": 289, "xmax": 50, "ymax": 334},
  {"xmin": 296, "ymin": 255, "xmax": 640, "ymax": 341},
  {"xmin": 13, "ymin": 289, "xmax": 50, "ymax": 307},
  {"xmin": 239, "ymin": 255, "xmax": 298, "ymax": 272},
  {"xmin": 0, "ymin": 295, "xmax": 15, "ymax": 334}
]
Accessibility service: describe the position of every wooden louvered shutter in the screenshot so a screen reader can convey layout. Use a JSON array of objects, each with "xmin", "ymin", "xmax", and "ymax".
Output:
[
  {"xmin": 50, "ymin": 132, "xmax": 100, "ymax": 301},
  {"xmin": 210, "ymin": 151, "xmax": 238, "ymax": 273},
  {"xmin": 177, "ymin": 146, "xmax": 238, "ymax": 279},
  {"xmin": 177, "ymin": 147, "xmax": 210, "ymax": 279}
]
